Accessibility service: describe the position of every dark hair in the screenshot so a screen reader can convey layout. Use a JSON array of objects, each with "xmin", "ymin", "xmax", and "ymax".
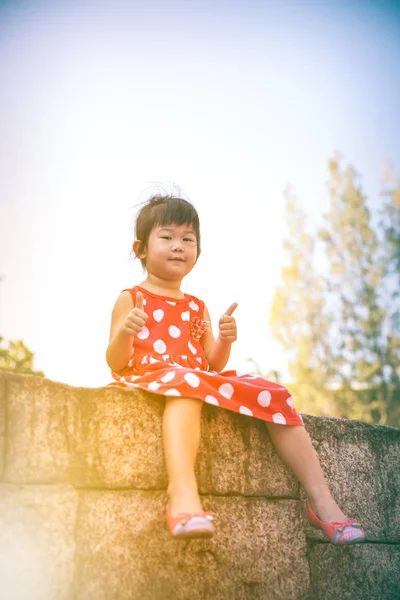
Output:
[{"xmin": 134, "ymin": 195, "xmax": 201, "ymax": 269}]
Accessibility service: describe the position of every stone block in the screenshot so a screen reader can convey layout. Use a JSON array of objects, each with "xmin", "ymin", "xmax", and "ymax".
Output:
[
  {"xmin": 3, "ymin": 373, "xmax": 168, "ymax": 490},
  {"xmin": 71, "ymin": 386, "xmax": 167, "ymax": 489},
  {"xmin": 74, "ymin": 491, "xmax": 310, "ymax": 600},
  {"xmin": 198, "ymin": 405, "xmax": 298, "ymax": 497},
  {"xmin": 301, "ymin": 415, "xmax": 400, "ymax": 543},
  {"xmin": 4, "ymin": 373, "xmax": 80, "ymax": 483},
  {"xmin": 73, "ymin": 388, "xmax": 298, "ymax": 495},
  {"xmin": 0, "ymin": 483, "xmax": 78, "ymax": 600},
  {"xmin": 0, "ymin": 372, "xmax": 315, "ymax": 496},
  {"xmin": 307, "ymin": 543, "xmax": 400, "ymax": 600}
]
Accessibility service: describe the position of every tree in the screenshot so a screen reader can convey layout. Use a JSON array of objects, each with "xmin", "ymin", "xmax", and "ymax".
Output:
[
  {"xmin": 0, "ymin": 337, "xmax": 44, "ymax": 377},
  {"xmin": 377, "ymin": 177, "xmax": 400, "ymax": 424},
  {"xmin": 269, "ymin": 187, "xmax": 336, "ymax": 416},
  {"xmin": 269, "ymin": 158, "xmax": 399, "ymax": 426},
  {"xmin": 318, "ymin": 157, "xmax": 394, "ymax": 424}
]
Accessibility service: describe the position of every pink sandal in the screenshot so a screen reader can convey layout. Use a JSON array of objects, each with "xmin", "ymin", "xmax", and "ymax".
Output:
[
  {"xmin": 307, "ymin": 502, "xmax": 365, "ymax": 544},
  {"xmin": 166, "ymin": 501, "xmax": 215, "ymax": 539}
]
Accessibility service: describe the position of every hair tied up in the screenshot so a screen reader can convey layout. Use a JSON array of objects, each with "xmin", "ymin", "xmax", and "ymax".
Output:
[{"xmin": 149, "ymin": 196, "xmax": 167, "ymax": 207}]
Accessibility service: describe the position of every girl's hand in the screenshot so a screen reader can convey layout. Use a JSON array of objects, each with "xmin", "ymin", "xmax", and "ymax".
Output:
[
  {"xmin": 218, "ymin": 302, "xmax": 238, "ymax": 344},
  {"xmin": 121, "ymin": 291, "xmax": 148, "ymax": 337}
]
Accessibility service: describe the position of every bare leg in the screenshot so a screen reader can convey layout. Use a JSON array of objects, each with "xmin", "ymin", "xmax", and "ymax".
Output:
[
  {"xmin": 162, "ymin": 396, "xmax": 204, "ymax": 517},
  {"xmin": 265, "ymin": 422, "xmax": 347, "ymax": 522}
]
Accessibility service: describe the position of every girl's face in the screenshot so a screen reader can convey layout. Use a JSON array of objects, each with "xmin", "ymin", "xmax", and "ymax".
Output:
[{"xmin": 136, "ymin": 222, "xmax": 199, "ymax": 281}]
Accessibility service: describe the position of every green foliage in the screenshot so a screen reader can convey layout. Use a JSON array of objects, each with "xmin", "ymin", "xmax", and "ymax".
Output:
[
  {"xmin": 378, "ymin": 179, "xmax": 400, "ymax": 391},
  {"xmin": 380, "ymin": 180, "xmax": 400, "ymax": 276},
  {"xmin": 319, "ymin": 158, "xmax": 386, "ymax": 390},
  {"xmin": 268, "ymin": 157, "xmax": 400, "ymax": 427},
  {"xmin": 269, "ymin": 187, "xmax": 336, "ymax": 417},
  {"xmin": 0, "ymin": 336, "xmax": 44, "ymax": 377}
]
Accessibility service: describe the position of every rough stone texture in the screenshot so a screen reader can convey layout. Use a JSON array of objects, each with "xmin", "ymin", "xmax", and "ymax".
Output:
[
  {"xmin": 4, "ymin": 373, "xmax": 79, "ymax": 483},
  {"xmin": 73, "ymin": 387, "xmax": 297, "ymax": 495},
  {"xmin": 306, "ymin": 543, "xmax": 400, "ymax": 600},
  {"xmin": 197, "ymin": 405, "xmax": 299, "ymax": 497},
  {"xmin": 1, "ymin": 372, "xmax": 399, "ymax": 600},
  {"xmin": 2, "ymin": 372, "xmax": 167, "ymax": 489},
  {"xmin": 0, "ymin": 374, "xmax": 5, "ymax": 481},
  {"xmin": 0, "ymin": 484, "xmax": 78, "ymax": 600},
  {"xmin": 71, "ymin": 386, "xmax": 167, "ymax": 489},
  {"xmin": 74, "ymin": 491, "xmax": 310, "ymax": 600},
  {"xmin": 1, "ymin": 372, "xmax": 300, "ymax": 495},
  {"xmin": 301, "ymin": 414, "xmax": 400, "ymax": 543}
]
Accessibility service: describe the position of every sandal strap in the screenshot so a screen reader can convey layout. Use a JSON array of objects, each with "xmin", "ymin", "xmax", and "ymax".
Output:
[
  {"xmin": 175, "ymin": 511, "xmax": 215, "ymax": 525},
  {"xmin": 331, "ymin": 518, "xmax": 361, "ymax": 531}
]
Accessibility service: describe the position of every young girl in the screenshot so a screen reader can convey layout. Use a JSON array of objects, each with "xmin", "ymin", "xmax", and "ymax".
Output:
[{"xmin": 106, "ymin": 194, "xmax": 365, "ymax": 544}]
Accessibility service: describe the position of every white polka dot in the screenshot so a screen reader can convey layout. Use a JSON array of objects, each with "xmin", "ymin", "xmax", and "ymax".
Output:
[
  {"xmin": 188, "ymin": 341, "xmax": 197, "ymax": 354},
  {"xmin": 164, "ymin": 388, "xmax": 181, "ymax": 396},
  {"xmin": 196, "ymin": 357, "xmax": 202, "ymax": 363},
  {"xmin": 184, "ymin": 373, "xmax": 200, "ymax": 387},
  {"xmin": 153, "ymin": 339, "xmax": 167, "ymax": 354},
  {"xmin": 272, "ymin": 413, "xmax": 287, "ymax": 424},
  {"xmin": 194, "ymin": 367, "xmax": 201, "ymax": 370},
  {"xmin": 148, "ymin": 381, "xmax": 161, "ymax": 391},
  {"xmin": 142, "ymin": 298, "xmax": 147, "ymax": 306},
  {"xmin": 161, "ymin": 371, "xmax": 176, "ymax": 383},
  {"xmin": 189, "ymin": 300, "xmax": 199, "ymax": 311},
  {"xmin": 181, "ymin": 355, "xmax": 187, "ymax": 359},
  {"xmin": 141, "ymin": 356, "xmax": 148, "ymax": 364},
  {"xmin": 162, "ymin": 354, "xmax": 170, "ymax": 361},
  {"xmin": 166, "ymin": 301, "xmax": 176, "ymax": 306},
  {"xmin": 130, "ymin": 376, "xmax": 140, "ymax": 381},
  {"xmin": 137, "ymin": 326, "xmax": 150, "ymax": 339},
  {"xmin": 169, "ymin": 325, "xmax": 181, "ymax": 338},
  {"xmin": 128, "ymin": 358, "xmax": 134, "ymax": 367},
  {"xmin": 153, "ymin": 309, "xmax": 164, "ymax": 322},
  {"xmin": 258, "ymin": 390, "xmax": 272, "ymax": 407},
  {"xmin": 149, "ymin": 356, "xmax": 159, "ymax": 364},
  {"xmin": 218, "ymin": 383, "xmax": 234, "ymax": 399},
  {"xmin": 181, "ymin": 311, "xmax": 190, "ymax": 321},
  {"xmin": 240, "ymin": 406, "xmax": 253, "ymax": 416},
  {"xmin": 286, "ymin": 396, "xmax": 294, "ymax": 408},
  {"xmin": 205, "ymin": 395, "xmax": 219, "ymax": 406},
  {"xmin": 120, "ymin": 376, "xmax": 126, "ymax": 383}
]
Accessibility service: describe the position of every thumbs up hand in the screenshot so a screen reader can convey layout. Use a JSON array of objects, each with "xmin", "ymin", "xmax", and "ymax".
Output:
[
  {"xmin": 218, "ymin": 302, "xmax": 238, "ymax": 344},
  {"xmin": 122, "ymin": 291, "xmax": 149, "ymax": 337}
]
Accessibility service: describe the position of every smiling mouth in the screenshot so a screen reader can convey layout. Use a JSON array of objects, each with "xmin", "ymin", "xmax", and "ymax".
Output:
[{"xmin": 169, "ymin": 257, "xmax": 185, "ymax": 262}]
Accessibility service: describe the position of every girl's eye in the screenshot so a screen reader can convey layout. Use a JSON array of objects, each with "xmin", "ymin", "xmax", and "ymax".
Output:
[
  {"xmin": 184, "ymin": 238, "xmax": 195, "ymax": 242},
  {"xmin": 161, "ymin": 236, "xmax": 172, "ymax": 240}
]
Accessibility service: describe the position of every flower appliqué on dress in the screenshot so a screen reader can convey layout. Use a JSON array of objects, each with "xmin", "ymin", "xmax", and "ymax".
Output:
[{"xmin": 190, "ymin": 317, "xmax": 209, "ymax": 341}]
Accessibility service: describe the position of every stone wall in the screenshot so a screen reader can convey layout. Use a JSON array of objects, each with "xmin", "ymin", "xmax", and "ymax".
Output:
[{"xmin": 0, "ymin": 371, "xmax": 399, "ymax": 600}]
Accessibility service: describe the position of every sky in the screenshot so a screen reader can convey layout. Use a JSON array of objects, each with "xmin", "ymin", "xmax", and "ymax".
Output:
[{"xmin": 0, "ymin": 0, "xmax": 399, "ymax": 387}]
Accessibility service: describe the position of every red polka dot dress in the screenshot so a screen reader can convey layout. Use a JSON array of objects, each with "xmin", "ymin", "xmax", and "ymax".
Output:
[{"xmin": 111, "ymin": 286, "xmax": 303, "ymax": 426}]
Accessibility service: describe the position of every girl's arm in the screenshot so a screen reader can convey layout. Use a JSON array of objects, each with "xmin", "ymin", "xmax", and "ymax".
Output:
[
  {"xmin": 202, "ymin": 302, "xmax": 238, "ymax": 372},
  {"xmin": 106, "ymin": 290, "xmax": 148, "ymax": 372}
]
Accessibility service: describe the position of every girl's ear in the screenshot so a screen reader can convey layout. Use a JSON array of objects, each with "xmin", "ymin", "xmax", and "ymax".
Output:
[{"xmin": 133, "ymin": 240, "xmax": 146, "ymax": 259}]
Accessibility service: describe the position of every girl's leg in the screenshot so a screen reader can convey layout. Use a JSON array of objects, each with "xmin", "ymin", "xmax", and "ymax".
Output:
[
  {"xmin": 162, "ymin": 396, "xmax": 204, "ymax": 516},
  {"xmin": 265, "ymin": 422, "xmax": 347, "ymax": 522}
]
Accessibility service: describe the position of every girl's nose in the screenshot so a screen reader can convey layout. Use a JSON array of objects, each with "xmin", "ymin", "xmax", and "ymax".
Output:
[{"xmin": 172, "ymin": 242, "xmax": 183, "ymax": 252}]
